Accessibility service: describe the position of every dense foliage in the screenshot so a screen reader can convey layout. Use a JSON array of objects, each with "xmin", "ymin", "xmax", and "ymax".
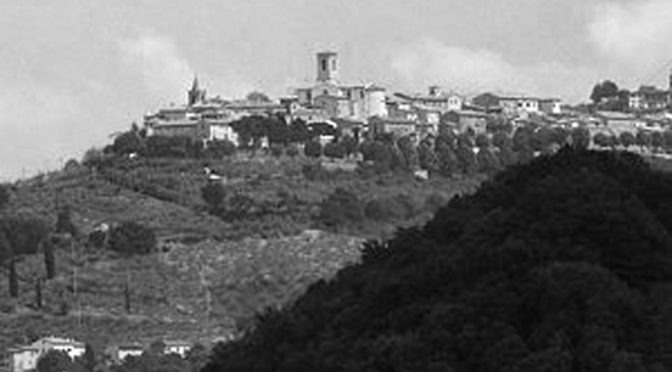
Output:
[
  {"xmin": 108, "ymin": 221, "xmax": 157, "ymax": 255},
  {"xmin": 206, "ymin": 148, "xmax": 672, "ymax": 372}
]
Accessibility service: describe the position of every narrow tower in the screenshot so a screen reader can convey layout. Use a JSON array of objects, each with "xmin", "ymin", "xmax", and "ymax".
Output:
[
  {"xmin": 188, "ymin": 76, "xmax": 206, "ymax": 106},
  {"xmin": 316, "ymin": 52, "xmax": 339, "ymax": 83}
]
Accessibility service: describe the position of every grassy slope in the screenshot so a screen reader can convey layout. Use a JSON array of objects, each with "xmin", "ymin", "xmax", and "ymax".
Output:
[{"xmin": 0, "ymin": 154, "xmax": 482, "ymax": 353}]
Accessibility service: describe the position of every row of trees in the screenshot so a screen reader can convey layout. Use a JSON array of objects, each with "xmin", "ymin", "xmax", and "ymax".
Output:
[{"xmin": 106, "ymin": 116, "xmax": 339, "ymax": 161}]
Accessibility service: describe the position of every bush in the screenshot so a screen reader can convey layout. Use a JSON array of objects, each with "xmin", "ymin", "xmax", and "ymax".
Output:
[
  {"xmin": 206, "ymin": 139, "xmax": 237, "ymax": 158},
  {"xmin": 318, "ymin": 188, "xmax": 364, "ymax": 228},
  {"xmin": 304, "ymin": 141, "xmax": 322, "ymax": 158},
  {"xmin": 323, "ymin": 142, "xmax": 346, "ymax": 159},
  {"xmin": 108, "ymin": 222, "xmax": 157, "ymax": 255},
  {"xmin": 270, "ymin": 145, "xmax": 284, "ymax": 158},
  {"xmin": 285, "ymin": 145, "xmax": 299, "ymax": 157}
]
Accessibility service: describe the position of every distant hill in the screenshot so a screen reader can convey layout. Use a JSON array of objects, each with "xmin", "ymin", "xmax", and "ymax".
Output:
[{"xmin": 206, "ymin": 148, "xmax": 672, "ymax": 372}]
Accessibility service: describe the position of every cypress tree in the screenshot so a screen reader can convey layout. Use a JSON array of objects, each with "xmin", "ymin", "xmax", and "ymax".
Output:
[
  {"xmin": 9, "ymin": 258, "xmax": 18, "ymax": 298},
  {"xmin": 44, "ymin": 240, "xmax": 55, "ymax": 280}
]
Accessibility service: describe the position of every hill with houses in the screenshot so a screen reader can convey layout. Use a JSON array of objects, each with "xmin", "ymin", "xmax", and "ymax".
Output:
[{"xmin": 4, "ymin": 51, "xmax": 672, "ymax": 371}]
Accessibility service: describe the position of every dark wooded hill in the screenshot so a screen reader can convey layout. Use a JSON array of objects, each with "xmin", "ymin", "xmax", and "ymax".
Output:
[{"xmin": 206, "ymin": 148, "xmax": 672, "ymax": 372}]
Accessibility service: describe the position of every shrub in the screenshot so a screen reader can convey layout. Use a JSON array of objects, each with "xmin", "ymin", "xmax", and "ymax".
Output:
[
  {"xmin": 108, "ymin": 222, "xmax": 156, "ymax": 255},
  {"xmin": 206, "ymin": 139, "xmax": 237, "ymax": 158},
  {"xmin": 285, "ymin": 145, "xmax": 299, "ymax": 157},
  {"xmin": 323, "ymin": 142, "xmax": 346, "ymax": 159},
  {"xmin": 304, "ymin": 140, "xmax": 322, "ymax": 158},
  {"xmin": 318, "ymin": 188, "xmax": 364, "ymax": 228}
]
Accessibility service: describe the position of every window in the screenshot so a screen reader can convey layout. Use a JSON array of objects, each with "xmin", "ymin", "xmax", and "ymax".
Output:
[
  {"xmin": 332, "ymin": 59, "xmax": 337, "ymax": 70},
  {"xmin": 321, "ymin": 59, "xmax": 327, "ymax": 72}
]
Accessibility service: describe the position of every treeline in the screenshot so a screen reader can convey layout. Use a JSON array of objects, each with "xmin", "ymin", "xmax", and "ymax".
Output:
[{"xmin": 205, "ymin": 149, "xmax": 672, "ymax": 372}]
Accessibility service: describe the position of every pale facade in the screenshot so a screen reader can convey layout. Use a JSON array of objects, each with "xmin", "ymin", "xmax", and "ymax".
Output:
[
  {"xmin": 9, "ymin": 337, "xmax": 85, "ymax": 372},
  {"xmin": 295, "ymin": 52, "xmax": 388, "ymax": 121},
  {"xmin": 499, "ymin": 96, "xmax": 562, "ymax": 116}
]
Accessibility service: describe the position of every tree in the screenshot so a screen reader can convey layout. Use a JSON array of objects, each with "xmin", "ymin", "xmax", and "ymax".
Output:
[
  {"xmin": 37, "ymin": 350, "xmax": 73, "ymax": 372},
  {"xmin": 108, "ymin": 222, "xmax": 157, "ymax": 255},
  {"xmin": 318, "ymin": 188, "xmax": 364, "ymax": 228},
  {"xmin": 201, "ymin": 182, "xmax": 227, "ymax": 215},
  {"xmin": 475, "ymin": 134, "xmax": 491, "ymax": 148},
  {"xmin": 570, "ymin": 127, "xmax": 591, "ymax": 149},
  {"xmin": 456, "ymin": 144, "xmax": 478, "ymax": 174},
  {"xmin": 436, "ymin": 141, "xmax": 459, "ymax": 177},
  {"xmin": 418, "ymin": 140, "xmax": 440, "ymax": 175},
  {"xmin": 636, "ymin": 131, "xmax": 652, "ymax": 149},
  {"xmin": 74, "ymin": 344, "xmax": 97, "ymax": 372},
  {"xmin": 55, "ymin": 205, "xmax": 78, "ymax": 237},
  {"xmin": 590, "ymin": 80, "xmax": 619, "ymax": 104},
  {"xmin": 0, "ymin": 184, "xmax": 9, "ymax": 210},
  {"xmin": 9, "ymin": 258, "xmax": 18, "ymax": 297},
  {"xmin": 35, "ymin": 278, "xmax": 43, "ymax": 309},
  {"xmin": 620, "ymin": 131, "xmax": 636, "ymax": 148},
  {"xmin": 205, "ymin": 140, "xmax": 237, "ymax": 158},
  {"xmin": 341, "ymin": 135, "xmax": 358, "ymax": 157},
  {"xmin": 651, "ymin": 131, "xmax": 664, "ymax": 152},
  {"xmin": 112, "ymin": 131, "xmax": 144, "ymax": 155},
  {"xmin": 492, "ymin": 131, "xmax": 512, "ymax": 150},
  {"xmin": 663, "ymin": 130, "xmax": 672, "ymax": 153},
  {"xmin": 593, "ymin": 132, "xmax": 613, "ymax": 148},
  {"xmin": 323, "ymin": 141, "xmax": 346, "ymax": 159},
  {"xmin": 186, "ymin": 343, "xmax": 210, "ymax": 372},
  {"xmin": 246, "ymin": 91, "xmax": 271, "ymax": 103},
  {"xmin": 476, "ymin": 146, "xmax": 501, "ymax": 174},
  {"xmin": 44, "ymin": 238, "xmax": 56, "ymax": 280},
  {"xmin": 397, "ymin": 136, "xmax": 419, "ymax": 170},
  {"xmin": 304, "ymin": 140, "xmax": 322, "ymax": 158}
]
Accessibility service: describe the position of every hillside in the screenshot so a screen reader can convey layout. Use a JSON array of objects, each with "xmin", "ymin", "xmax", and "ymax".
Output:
[
  {"xmin": 0, "ymin": 154, "xmax": 482, "ymax": 353},
  {"xmin": 206, "ymin": 148, "xmax": 672, "ymax": 372},
  {"xmin": 0, "ymin": 230, "xmax": 363, "ymax": 352}
]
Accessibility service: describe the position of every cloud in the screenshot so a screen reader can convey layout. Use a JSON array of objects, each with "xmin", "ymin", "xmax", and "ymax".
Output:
[
  {"xmin": 588, "ymin": 0, "xmax": 672, "ymax": 72},
  {"xmin": 119, "ymin": 33, "xmax": 194, "ymax": 99},
  {"xmin": 388, "ymin": 38, "xmax": 592, "ymax": 102}
]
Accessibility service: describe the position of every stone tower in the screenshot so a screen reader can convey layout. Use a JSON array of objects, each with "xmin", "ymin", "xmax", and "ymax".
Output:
[
  {"xmin": 316, "ymin": 52, "xmax": 339, "ymax": 83},
  {"xmin": 187, "ymin": 76, "xmax": 206, "ymax": 106}
]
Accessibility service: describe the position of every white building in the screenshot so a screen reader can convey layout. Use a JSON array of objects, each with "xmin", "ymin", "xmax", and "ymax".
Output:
[
  {"xmin": 8, "ymin": 337, "xmax": 85, "ymax": 372},
  {"xmin": 295, "ymin": 52, "xmax": 388, "ymax": 121},
  {"xmin": 164, "ymin": 340, "xmax": 192, "ymax": 357},
  {"xmin": 498, "ymin": 96, "xmax": 562, "ymax": 116}
]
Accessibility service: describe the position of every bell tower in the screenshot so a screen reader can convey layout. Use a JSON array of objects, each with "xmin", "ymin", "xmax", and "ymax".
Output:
[
  {"xmin": 187, "ymin": 76, "xmax": 206, "ymax": 106},
  {"xmin": 316, "ymin": 52, "xmax": 339, "ymax": 83}
]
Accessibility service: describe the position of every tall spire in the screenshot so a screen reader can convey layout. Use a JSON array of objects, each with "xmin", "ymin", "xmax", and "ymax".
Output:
[{"xmin": 191, "ymin": 75, "xmax": 199, "ymax": 91}]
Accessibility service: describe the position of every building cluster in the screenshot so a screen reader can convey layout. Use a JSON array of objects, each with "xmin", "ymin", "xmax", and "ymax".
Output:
[
  {"xmin": 2, "ymin": 336, "xmax": 194, "ymax": 372},
  {"xmin": 141, "ymin": 51, "xmax": 568, "ymax": 147},
  {"xmin": 142, "ymin": 51, "xmax": 672, "ymax": 148}
]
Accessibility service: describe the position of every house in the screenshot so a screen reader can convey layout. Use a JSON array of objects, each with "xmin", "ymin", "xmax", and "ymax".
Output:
[
  {"xmin": 629, "ymin": 85, "xmax": 669, "ymax": 112},
  {"xmin": 8, "ymin": 337, "xmax": 85, "ymax": 372},
  {"xmin": 441, "ymin": 110, "xmax": 488, "ymax": 134},
  {"xmin": 164, "ymin": 341, "xmax": 192, "ymax": 358},
  {"xmin": 369, "ymin": 117, "xmax": 437, "ymax": 138},
  {"xmin": 104, "ymin": 343, "xmax": 144, "ymax": 365},
  {"xmin": 473, "ymin": 94, "xmax": 562, "ymax": 117},
  {"xmin": 593, "ymin": 111, "xmax": 642, "ymax": 136},
  {"xmin": 294, "ymin": 52, "xmax": 387, "ymax": 121}
]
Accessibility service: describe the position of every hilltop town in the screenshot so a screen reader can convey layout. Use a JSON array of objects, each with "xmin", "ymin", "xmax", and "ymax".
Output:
[
  {"xmin": 3, "ymin": 51, "xmax": 672, "ymax": 372},
  {"xmin": 140, "ymin": 51, "xmax": 672, "ymax": 158}
]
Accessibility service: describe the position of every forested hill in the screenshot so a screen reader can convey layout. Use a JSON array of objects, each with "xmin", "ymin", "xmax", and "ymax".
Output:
[{"xmin": 205, "ymin": 148, "xmax": 672, "ymax": 372}]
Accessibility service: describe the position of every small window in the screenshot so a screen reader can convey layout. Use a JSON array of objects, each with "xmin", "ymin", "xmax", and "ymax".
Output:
[
  {"xmin": 321, "ymin": 59, "xmax": 327, "ymax": 72},
  {"xmin": 332, "ymin": 59, "xmax": 337, "ymax": 70}
]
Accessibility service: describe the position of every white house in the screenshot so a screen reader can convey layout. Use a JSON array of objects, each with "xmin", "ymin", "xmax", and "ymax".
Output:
[
  {"xmin": 164, "ymin": 340, "xmax": 192, "ymax": 357},
  {"xmin": 9, "ymin": 337, "xmax": 85, "ymax": 372}
]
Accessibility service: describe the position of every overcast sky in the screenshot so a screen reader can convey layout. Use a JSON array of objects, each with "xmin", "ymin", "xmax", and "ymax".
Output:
[{"xmin": 1, "ymin": 0, "xmax": 671, "ymax": 180}]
